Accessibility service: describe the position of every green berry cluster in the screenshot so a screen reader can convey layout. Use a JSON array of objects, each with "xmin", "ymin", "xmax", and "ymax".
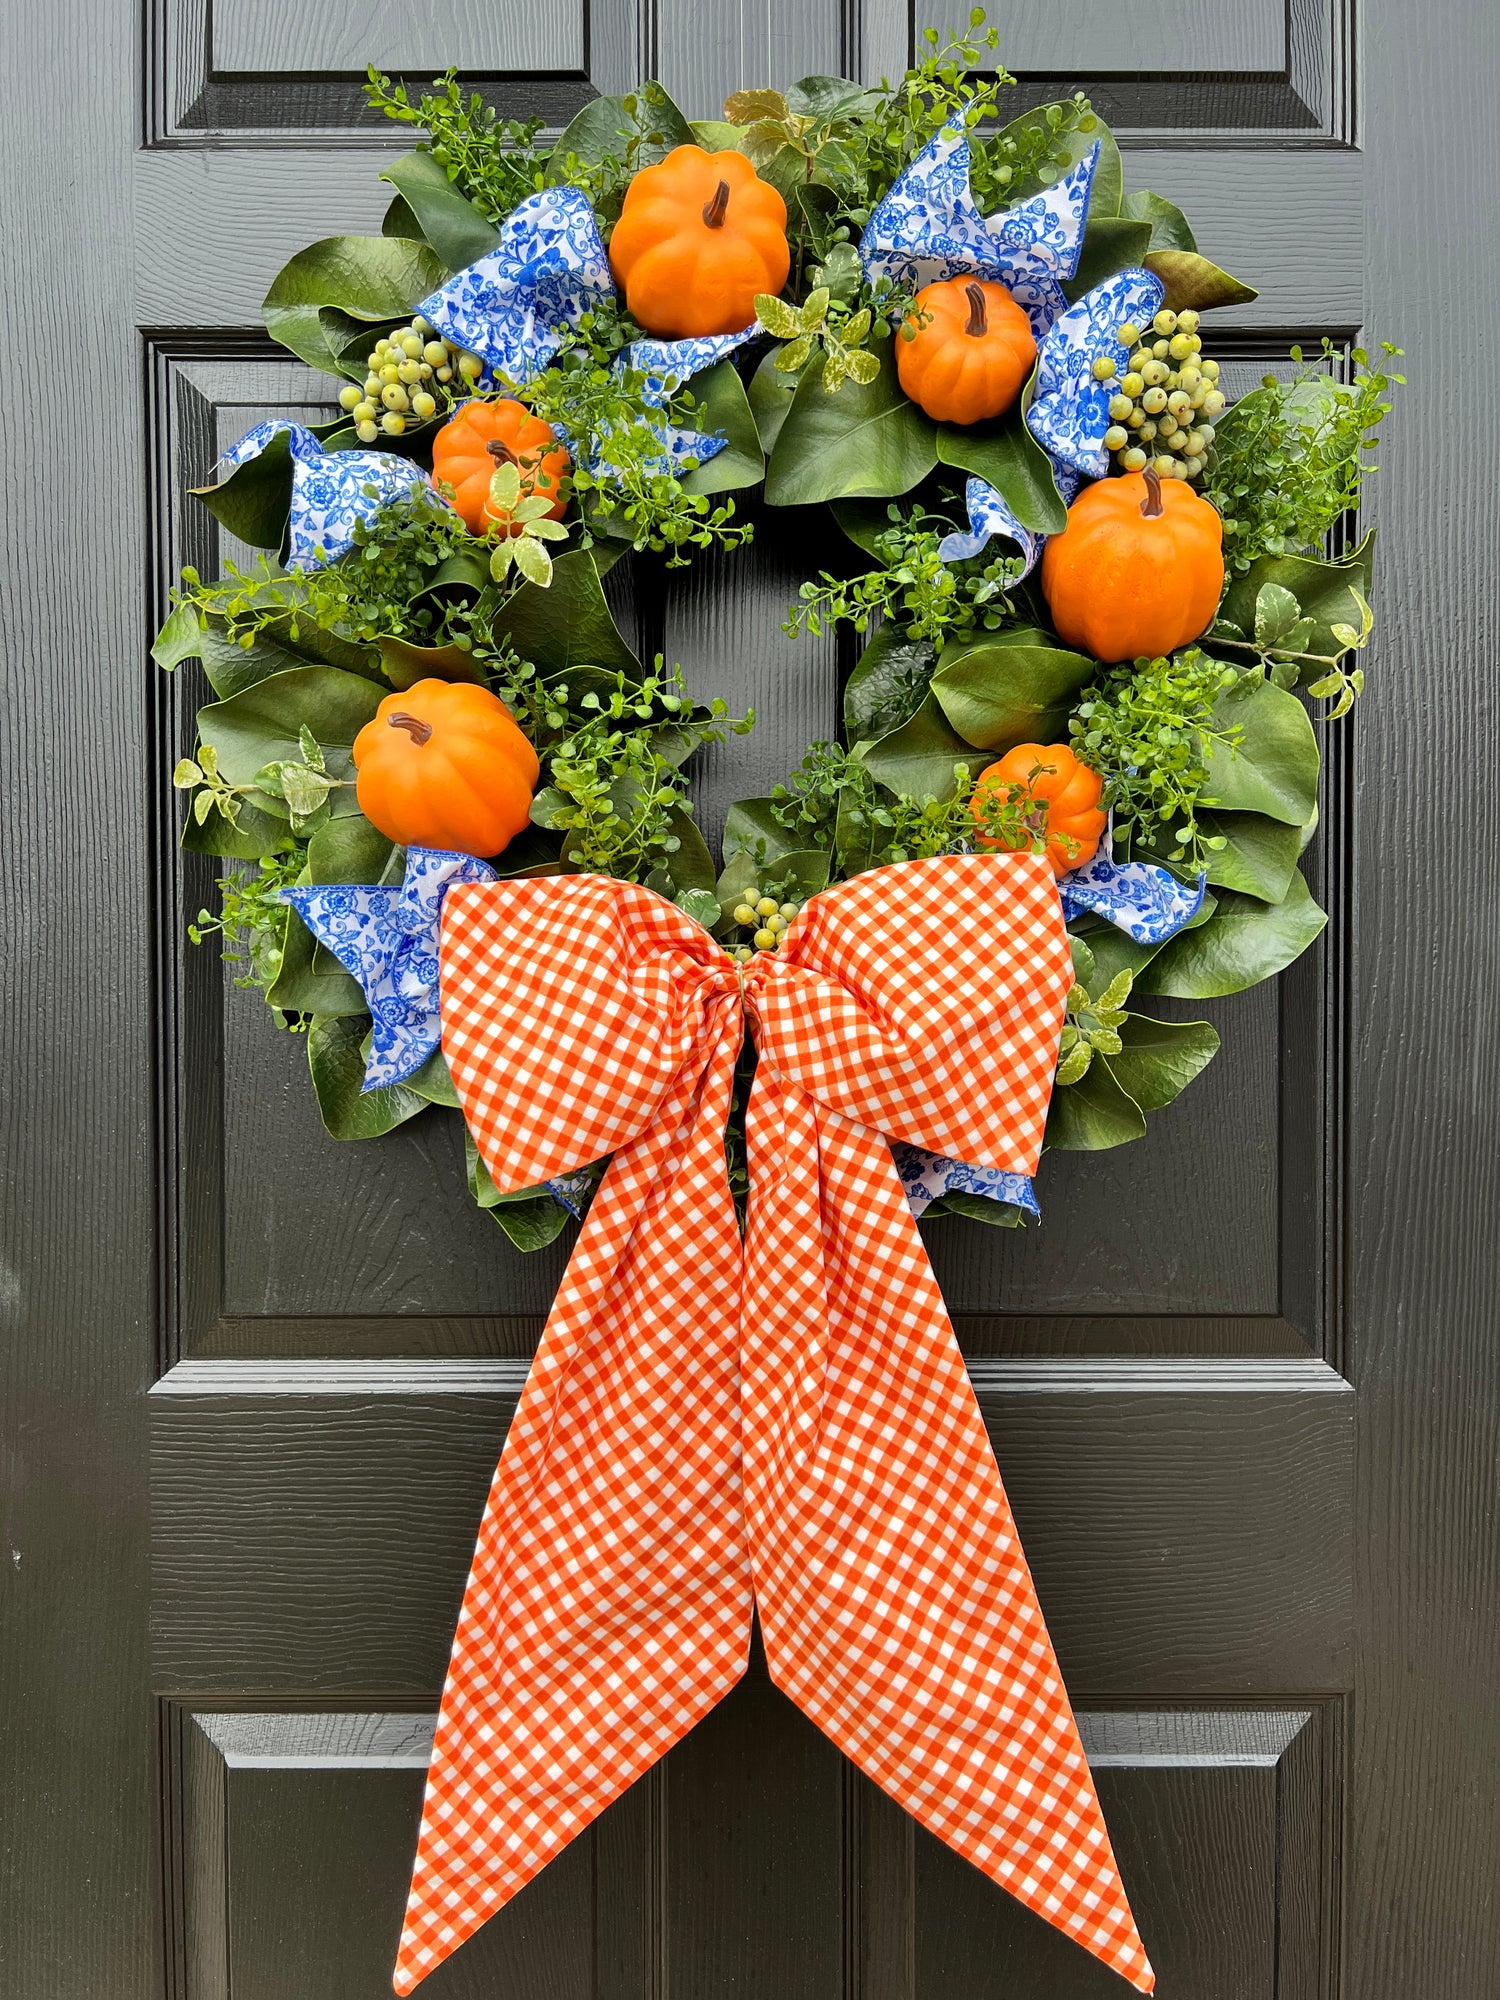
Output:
[
  {"xmin": 727, "ymin": 889, "xmax": 803, "ymax": 960},
  {"xmin": 1089, "ymin": 309, "xmax": 1226, "ymax": 484},
  {"xmin": 337, "ymin": 316, "xmax": 487, "ymax": 442}
]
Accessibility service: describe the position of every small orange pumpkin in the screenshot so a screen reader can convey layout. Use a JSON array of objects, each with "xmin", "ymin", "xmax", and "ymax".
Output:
[
  {"xmin": 608, "ymin": 145, "xmax": 790, "ymax": 339},
  {"xmin": 353, "ymin": 680, "xmax": 540, "ymax": 858},
  {"xmin": 1040, "ymin": 467, "xmax": 1224, "ymax": 664},
  {"xmin": 896, "ymin": 278, "xmax": 1037, "ymax": 425},
  {"xmin": 430, "ymin": 399, "xmax": 570, "ymax": 536},
  {"xmin": 971, "ymin": 743, "xmax": 1107, "ymax": 878}
]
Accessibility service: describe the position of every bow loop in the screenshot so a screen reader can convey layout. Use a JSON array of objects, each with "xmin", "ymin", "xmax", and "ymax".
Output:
[
  {"xmin": 440, "ymin": 874, "xmax": 738, "ymax": 1193},
  {"xmin": 751, "ymin": 853, "xmax": 1072, "ymax": 1168}
]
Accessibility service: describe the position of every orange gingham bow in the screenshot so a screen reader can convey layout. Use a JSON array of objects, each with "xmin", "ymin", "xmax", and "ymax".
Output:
[{"xmin": 395, "ymin": 852, "xmax": 1153, "ymax": 1995}]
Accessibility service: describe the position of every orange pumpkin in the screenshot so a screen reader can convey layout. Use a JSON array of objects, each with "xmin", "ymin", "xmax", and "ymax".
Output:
[
  {"xmin": 971, "ymin": 742, "xmax": 1107, "ymax": 878},
  {"xmin": 1040, "ymin": 467, "xmax": 1224, "ymax": 664},
  {"xmin": 353, "ymin": 680, "xmax": 540, "ymax": 858},
  {"xmin": 430, "ymin": 399, "xmax": 570, "ymax": 536},
  {"xmin": 608, "ymin": 145, "xmax": 790, "ymax": 339},
  {"xmin": 896, "ymin": 277, "xmax": 1036, "ymax": 425}
]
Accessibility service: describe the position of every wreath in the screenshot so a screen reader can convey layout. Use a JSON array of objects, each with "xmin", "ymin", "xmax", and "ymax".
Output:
[{"xmin": 154, "ymin": 19, "xmax": 1401, "ymax": 1249}]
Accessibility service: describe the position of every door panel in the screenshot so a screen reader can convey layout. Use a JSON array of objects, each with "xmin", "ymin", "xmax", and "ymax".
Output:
[{"xmin": 5, "ymin": 0, "xmax": 1495, "ymax": 1996}]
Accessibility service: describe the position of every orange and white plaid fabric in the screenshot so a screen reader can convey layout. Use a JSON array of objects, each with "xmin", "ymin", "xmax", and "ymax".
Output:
[{"xmin": 394, "ymin": 853, "xmax": 1153, "ymax": 1994}]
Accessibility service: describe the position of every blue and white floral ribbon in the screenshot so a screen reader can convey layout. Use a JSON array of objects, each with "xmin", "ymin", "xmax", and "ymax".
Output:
[
  {"xmin": 603, "ymin": 327, "xmax": 761, "ymax": 474},
  {"xmin": 218, "ymin": 421, "xmax": 434, "ymax": 569},
  {"xmin": 1058, "ymin": 834, "xmax": 1206, "ymax": 943},
  {"xmin": 891, "ymin": 1140, "xmax": 1039, "ymax": 1221}
]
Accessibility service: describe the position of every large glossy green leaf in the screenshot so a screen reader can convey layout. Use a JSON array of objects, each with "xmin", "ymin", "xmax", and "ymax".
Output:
[
  {"xmin": 861, "ymin": 692, "xmax": 972, "ymax": 802},
  {"xmin": 663, "ymin": 809, "xmax": 719, "ymax": 895},
  {"xmin": 197, "ymin": 663, "xmax": 383, "ymax": 816},
  {"xmin": 1106, "ymin": 1013, "xmax": 1220, "ymax": 1110},
  {"xmin": 1203, "ymin": 676, "xmax": 1320, "ymax": 825},
  {"xmin": 377, "ymin": 635, "xmax": 487, "ymax": 689},
  {"xmin": 747, "ymin": 349, "xmax": 808, "ymax": 455},
  {"xmin": 266, "ymin": 910, "xmax": 366, "ymax": 1015},
  {"xmin": 931, "ymin": 631, "xmax": 1096, "ymax": 750},
  {"xmin": 765, "ymin": 342, "xmax": 937, "ymax": 505},
  {"xmin": 1119, "ymin": 189, "xmax": 1197, "ymax": 253},
  {"xmin": 721, "ymin": 797, "xmax": 804, "ymax": 865},
  {"xmin": 1137, "ymin": 870, "xmax": 1326, "ymax": 997},
  {"xmin": 190, "ymin": 426, "xmax": 295, "ymax": 550},
  {"xmin": 1045, "ymin": 1057, "xmax": 1147, "ymax": 1151},
  {"xmin": 935, "ymin": 379, "xmax": 1067, "ymax": 535},
  {"xmin": 993, "ymin": 105, "xmax": 1122, "ymax": 216},
  {"xmin": 1069, "ymin": 892, "xmax": 1216, "ymax": 990},
  {"xmin": 406, "ymin": 1046, "xmax": 461, "ymax": 1108},
  {"xmin": 379, "ymin": 150, "xmax": 500, "ymax": 270},
  {"xmin": 180, "ymin": 795, "xmax": 289, "ymax": 861},
  {"xmin": 1064, "ymin": 217, "xmax": 1153, "ymax": 300},
  {"xmin": 1144, "ymin": 249, "xmax": 1257, "ymax": 313},
  {"xmin": 829, "ymin": 498, "xmax": 894, "ymax": 562},
  {"xmin": 844, "ymin": 628, "xmax": 936, "ymax": 740},
  {"xmin": 1218, "ymin": 532, "xmax": 1375, "ymax": 670},
  {"xmin": 932, "ymin": 1189, "xmax": 1028, "ymax": 1228},
  {"xmin": 181, "ymin": 610, "xmax": 382, "ymax": 700},
  {"xmin": 262, "ymin": 235, "xmax": 449, "ymax": 376},
  {"xmin": 307, "ymin": 1014, "xmax": 431, "ymax": 1138},
  {"xmin": 547, "ymin": 84, "xmax": 693, "ymax": 190},
  {"xmin": 1196, "ymin": 809, "xmax": 1303, "ymax": 903},
  {"xmin": 677, "ymin": 359, "xmax": 765, "ymax": 495},
  {"xmin": 307, "ymin": 815, "xmax": 393, "ymax": 883},
  {"xmin": 464, "ymin": 1131, "xmax": 575, "ymax": 1247},
  {"xmin": 151, "ymin": 603, "xmax": 204, "ymax": 671},
  {"xmin": 492, "ymin": 549, "xmax": 641, "ymax": 675}
]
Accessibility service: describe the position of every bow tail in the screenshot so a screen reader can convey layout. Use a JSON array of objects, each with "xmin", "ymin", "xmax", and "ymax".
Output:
[
  {"xmin": 742, "ymin": 1098, "xmax": 1154, "ymax": 1994},
  {"xmin": 395, "ymin": 1020, "xmax": 754, "ymax": 1993}
]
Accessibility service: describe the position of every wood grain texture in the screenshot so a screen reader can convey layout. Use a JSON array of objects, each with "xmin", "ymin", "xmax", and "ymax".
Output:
[
  {"xmin": 211, "ymin": 0, "xmax": 583, "ymax": 74},
  {"xmin": 149, "ymin": 1386, "xmax": 1352, "ymax": 1694}
]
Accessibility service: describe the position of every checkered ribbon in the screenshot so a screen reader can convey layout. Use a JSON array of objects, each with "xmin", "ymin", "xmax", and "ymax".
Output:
[{"xmin": 395, "ymin": 856, "xmax": 1153, "ymax": 1995}]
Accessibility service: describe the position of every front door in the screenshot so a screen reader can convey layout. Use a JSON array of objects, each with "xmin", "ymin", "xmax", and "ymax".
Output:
[{"xmin": 4, "ymin": 2, "xmax": 1494, "ymax": 1996}]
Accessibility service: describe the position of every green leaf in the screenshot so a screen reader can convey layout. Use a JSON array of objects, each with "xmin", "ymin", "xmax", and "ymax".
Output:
[
  {"xmin": 663, "ymin": 809, "xmax": 719, "ymax": 896},
  {"xmin": 692, "ymin": 118, "xmax": 748, "ymax": 149},
  {"xmin": 377, "ymin": 634, "xmax": 487, "ymax": 690},
  {"xmin": 935, "ymin": 376, "xmax": 1067, "ymax": 535},
  {"xmin": 1106, "ymin": 1013, "xmax": 1220, "ymax": 1110},
  {"xmin": 381, "ymin": 193, "xmax": 424, "ymax": 240},
  {"xmin": 811, "ymin": 241, "xmax": 862, "ymax": 302},
  {"xmin": 306, "ymin": 814, "xmax": 393, "ymax": 884},
  {"xmin": 844, "ymin": 628, "xmax": 937, "ymax": 740},
  {"xmin": 994, "ymin": 104, "xmax": 1121, "ymax": 215},
  {"xmin": 748, "ymin": 348, "xmax": 806, "ymax": 454},
  {"xmin": 463, "ymin": 1131, "xmax": 573, "ymax": 1247},
  {"xmin": 829, "ymin": 498, "xmax": 894, "ymax": 563},
  {"xmin": 676, "ymin": 887, "xmax": 723, "ymax": 928},
  {"xmin": 266, "ymin": 907, "xmax": 366, "ymax": 1014},
  {"xmin": 1045, "ymin": 1056, "xmax": 1147, "ymax": 1151},
  {"xmin": 715, "ymin": 844, "xmax": 831, "ymax": 918},
  {"xmin": 1144, "ymin": 249, "xmax": 1258, "ymax": 313},
  {"xmin": 861, "ymin": 692, "xmax": 972, "ymax": 803},
  {"xmin": 262, "ymin": 235, "xmax": 449, "ymax": 376},
  {"xmin": 938, "ymin": 1189, "xmax": 1029, "ymax": 1228},
  {"xmin": 307, "ymin": 1013, "xmax": 431, "ymax": 1138},
  {"xmin": 1119, "ymin": 189, "xmax": 1197, "ymax": 253},
  {"xmin": 677, "ymin": 359, "xmax": 766, "ymax": 496},
  {"xmin": 1254, "ymin": 581, "xmax": 1303, "ymax": 648},
  {"xmin": 512, "ymin": 534, "xmax": 554, "ymax": 587},
  {"xmin": 190, "ymin": 427, "xmax": 295, "ymax": 551},
  {"xmin": 491, "ymin": 548, "xmax": 640, "ymax": 676},
  {"xmin": 1219, "ymin": 532, "xmax": 1375, "ymax": 672},
  {"xmin": 1137, "ymin": 870, "xmax": 1326, "ymax": 997},
  {"xmin": 721, "ymin": 797, "xmax": 805, "ymax": 865},
  {"xmin": 196, "ymin": 663, "xmax": 383, "ymax": 817},
  {"xmin": 755, "ymin": 292, "xmax": 803, "ymax": 340},
  {"xmin": 547, "ymin": 84, "xmax": 693, "ymax": 185},
  {"xmin": 1203, "ymin": 676, "xmax": 1320, "ymax": 826},
  {"xmin": 406, "ymin": 1046, "xmax": 461, "ymax": 1108},
  {"xmin": 931, "ymin": 631, "xmax": 1097, "ymax": 750},
  {"xmin": 181, "ymin": 794, "xmax": 288, "ymax": 861},
  {"xmin": 1064, "ymin": 217, "xmax": 1153, "ymax": 300},
  {"xmin": 1194, "ymin": 809, "xmax": 1304, "ymax": 903},
  {"xmin": 764, "ymin": 341, "xmax": 937, "ymax": 506},
  {"xmin": 378, "ymin": 150, "xmax": 501, "ymax": 271},
  {"xmin": 152, "ymin": 603, "xmax": 203, "ymax": 671}
]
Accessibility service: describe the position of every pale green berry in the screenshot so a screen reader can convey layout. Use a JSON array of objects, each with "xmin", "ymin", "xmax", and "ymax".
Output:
[
  {"xmin": 411, "ymin": 316, "xmax": 432, "ymax": 337},
  {"xmin": 423, "ymin": 341, "xmax": 448, "ymax": 366},
  {"xmin": 1167, "ymin": 389, "xmax": 1192, "ymax": 417},
  {"xmin": 1168, "ymin": 334, "xmax": 1193, "ymax": 360},
  {"xmin": 1202, "ymin": 389, "xmax": 1226, "ymax": 416},
  {"xmin": 1157, "ymin": 414, "xmax": 1180, "ymax": 439},
  {"xmin": 1138, "ymin": 419, "xmax": 1157, "ymax": 441},
  {"xmin": 1189, "ymin": 382, "xmax": 1211, "ymax": 409},
  {"xmin": 416, "ymin": 362, "xmax": 433, "ymax": 380},
  {"xmin": 436, "ymin": 365, "xmax": 454, "ymax": 384},
  {"xmin": 1200, "ymin": 358, "xmax": 1221, "ymax": 382},
  {"xmin": 1103, "ymin": 424, "xmax": 1129, "ymax": 451},
  {"xmin": 1196, "ymin": 422, "xmax": 1216, "ymax": 446},
  {"xmin": 1127, "ymin": 407, "xmax": 1147, "ymax": 429},
  {"xmin": 371, "ymin": 339, "xmax": 390, "ymax": 360},
  {"xmin": 353, "ymin": 400, "xmax": 377, "ymax": 423},
  {"xmin": 400, "ymin": 333, "xmax": 423, "ymax": 360},
  {"xmin": 381, "ymin": 383, "xmax": 410, "ymax": 411},
  {"xmin": 1182, "ymin": 454, "xmax": 1204, "ymax": 478},
  {"xmin": 779, "ymin": 903, "xmax": 799, "ymax": 920},
  {"xmin": 382, "ymin": 412, "xmax": 406, "ymax": 435},
  {"xmin": 1108, "ymin": 393, "xmax": 1133, "ymax": 422},
  {"xmin": 356, "ymin": 420, "xmax": 380, "ymax": 443},
  {"xmin": 411, "ymin": 391, "xmax": 437, "ymax": 419},
  {"xmin": 753, "ymin": 928, "xmax": 778, "ymax": 949},
  {"xmin": 1151, "ymin": 338, "xmax": 1169, "ymax": 358},
  {"xmin": 769, "ymin": 915, "xmax": 788, "ymax": 934},
  {"xmin": 364, "ymin": 376, "xmax": 382, "ymax": 399},
  {"xmin": 1121, "ymin": 371, "xmax": 1144, "ymax": 398},
  {"xmin": 397, "ymin": 360, "xmax": 422, "ymax": 385},
  {"xmin": 1153, "ymin": 308, "xmax": 1178, "ymax": 335},
  {"xmin": 733, "ymin": 904, "xmax": 756, "ymax": 927},
  {"xmin": 1152, "ymin": 454, "xmax": 1177, "ymax": 478},
  {"xmin": 379, "ymin": 363, "xmax": 400, "ymax": 385},
  {"xmin": 1187, "ymin": 333, "xmax": 1202, "ymax": 352},
  {"xmin": 1176, "ymin": 310, "xmax": 1200, "ymax": 333},
  {"xmin": 1121, "ymin": 445, "xmax": 1148, "ymax": 471},
  {"xmin": 458, "ymin": 352, "xmax": 484, "ymax": 380},
  {"xmin": 338, "ymin": 383, "xmax": 362, "ymax": 410},
  {"xmin": 1183, "ymin": 429, "xmax": 1206, "ymax": 456},
  {"xmin": 1091, "ymin": 355, "xmax": 1117, "ymax": 381},
  {"xmin": 1116, "ymin": 321, "xmax": 1142, "ymax": 347},
  {"xmin": 755, "ymin": 897, "xmax": 778, "ymax": 918},
  {"xmin": 1141, "ymin": 385, "xmax": 1168, "ymax": 414},
  {"xmin": 1141, "ymin": 359, "xmax": 1169, "ymax": 386},
  {"xmin": 1177, "ymin": 365, "xmax": 1202, "ymax": 393},
  {"xmin": 1129, "ymin": 347, "xmax": 1152, "ymax": 372}
]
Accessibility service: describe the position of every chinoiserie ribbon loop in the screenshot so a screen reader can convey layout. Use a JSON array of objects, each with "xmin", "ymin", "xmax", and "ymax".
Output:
[{"xmin": 395, "ymin": 855, "xmax": 1154, "ymax": 1996}]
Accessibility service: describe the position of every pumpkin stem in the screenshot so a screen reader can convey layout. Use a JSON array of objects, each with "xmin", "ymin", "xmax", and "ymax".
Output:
[
  {"xmin": 485, "ymin": 439, "xmax": 518, "ymax": 466},
  {"xmin": 1140, "ymin": 466, "xmax": 1166, "ymax": 518},
  {"xmin": 702, "ymin": 179, "xmax": 731, "ymax": 228},
  {"xmin": 964, "ymin": 282, "xmax": 988, "ymax": 338},
  {"xmin": 388, "ymin": 712, "xmax": 434, "ymax": 746}
]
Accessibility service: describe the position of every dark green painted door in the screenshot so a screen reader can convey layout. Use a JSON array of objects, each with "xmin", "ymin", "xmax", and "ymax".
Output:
[{"xmin": 3, "ymin": 2, "xmax": 1496, "ymax": 1995}]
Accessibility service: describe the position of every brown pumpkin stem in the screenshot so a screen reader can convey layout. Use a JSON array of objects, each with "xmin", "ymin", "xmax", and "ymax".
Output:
[
  {"xmin": 964, "ymin": 282, "xmax": 988, "ymax": 338},
  {"xmin": 388, "ymin": 712, "xmax": 434, "ymax": 746},
  {"xmin": 485, "ymin": 439, "xmax": 518, "ymax": 465},
  {"xmin": 702, "ymin": 179, "xmax": 731, "ymax": 228},
  {"xmin": 1139, "ymin": 465, "xmax": 1166, "ymax": 518}
]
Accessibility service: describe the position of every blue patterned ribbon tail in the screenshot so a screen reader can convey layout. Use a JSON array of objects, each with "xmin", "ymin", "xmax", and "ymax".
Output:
[
  {"xmin": 1026, "ymin": 267, "xmax": 1167, "ymax": 480},
  {"xmin": 219, "ymin": 420, "xmax": 434, "ymax": 569},
  {"xmin": 1058, "ymin": 835, "xmax": 1206, "ymax": 943},
  {"xmin": 890, "ymin": 1141, "xmax": 1039, "ymax": 1222}
]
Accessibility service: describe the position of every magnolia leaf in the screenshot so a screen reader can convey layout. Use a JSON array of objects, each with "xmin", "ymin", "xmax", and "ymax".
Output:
[
  {"xmin": 1137, "ymin": 870, "xmax": 1326, "ymax": 998},
  {"xmin": 935, "ymin": 369, "xmax": 1068, "ymax": 535},
  {"xmin": 721, "ymin": 797, "xmax": 806, "ymax": 866},
  {"xmin": 765, "ymin": 340, "xmax": 937, "ymax": 505},
  {"xmin": 678, "ymin": 358, "xmax": 766, "ymax": 496},
  {"xmin": 860, "ymin": 692, "xmax": 971, "ymax": 803},
  {"xmin": 1144, "ymin": 248, "xmax": 1258, "ymax": 312},
  {"xmin": 267, "ymin": 908, "xmax": 366, "ymax": 1015},
  {"xmin": 1106, "ymin": 1014, "xmax": 1220, "ymax": 1111},
  {"xmin": 1203, "ymin": 676, "xmax": 1320, "ymax": 826},
  {"xmin": 1064, "ymin": 217, "xmax": 1153, "ymax": 300},
  {"xmin": 377, "ymin": 635, "xmax": 486, "ymax": 690},
  {"xmin": 931, "ymin": 631, "xmax": 1096, "ymax": 750},
  {"xmin": 1220, "ymin": 533, "xmax": 1375, "ymax": 676},
  {"xmin": 493, "ymin": 549, "xmax": 640, "ymax": 675},
  {"xmin": 1120, "ymin": 189, "xmax": 1197, "ymax": 254},
  {"xmin": 1044, "ymin": 1055, "xmax": 1146, "ymax": 1151},
  {"xmin": 307, "ymin": 1014, "xmax": 430, "ymax": 1140},
  {"xmin": 844, "ymin": 628, "xmax": 937, "ymax": 741},
  {"xmin": 262, "ymin": 235, "xmax": 448, "ymax": 377},
  {"xmin": 197, "ymin": 664, "xmax": 382, "ymax": 819},
  {"xmin": 307, "ymin": 815, "xmax": 393, "ymax": 885},
  {"xmin": 1194, "ymin": 809, "xmax": 1304, "ymax": 904},
  {"xmin": 378, "ymin": 150, "xmax": 501, "ymax": 271}
]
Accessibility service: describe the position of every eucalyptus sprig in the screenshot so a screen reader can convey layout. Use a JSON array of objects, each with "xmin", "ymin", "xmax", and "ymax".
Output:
[
  {"xmin": 785, "ymin": 504, "xmax": 1022, "ymax": 646},
  {"xmin": 364, "ymin": 67, "xmax": 546, "ymax": 219},
  {"xmin": 1211, "ymin": 576, "xmax": 1374, "ymax": 719},
  {"xmin": 187, "ymin": 843, "xmax": 308, "ymax": 998}
]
